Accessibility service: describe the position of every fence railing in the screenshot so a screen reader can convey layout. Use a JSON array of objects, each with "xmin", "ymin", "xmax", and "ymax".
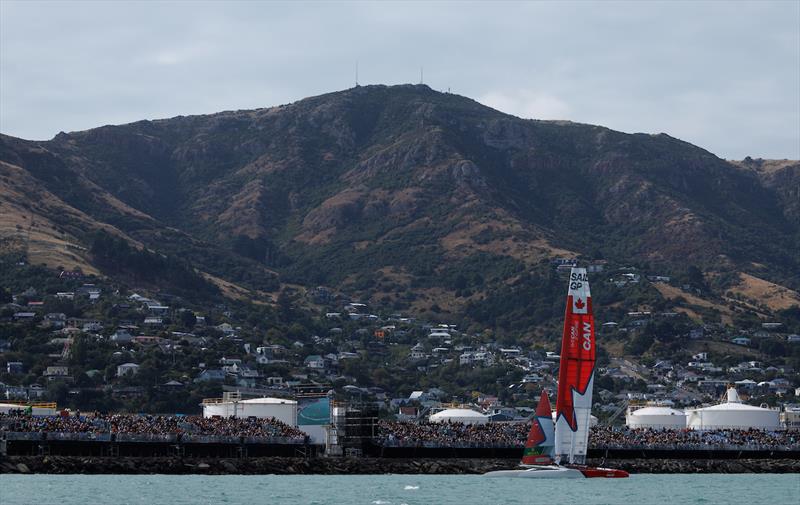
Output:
[
  {"xmin": 115, "ymin": 433, "xmax": 178, "ymax": 443},
  {"xmin": 378, "ymin": 439, "xmax": 520, "ymax": 449},
  {"xmin": 592, "ymin": 442, "xmax": 800, "ymax": 452},
  {"xmin": 3, "ymin": 432, "xmax": 44, "ymax": 441},
  {"xmin": 45, "ymin": 432, "xmax": 112, "ymax": 442},
  {"xmin": 376, "ymin": 438, "xmax": 800, "ymax": 451},
  {"xmin": 1, "ymin": 431, "xmax": 306, "ymax": 445}
]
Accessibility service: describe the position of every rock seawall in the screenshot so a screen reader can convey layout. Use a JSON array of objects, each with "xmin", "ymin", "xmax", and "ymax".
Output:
[{"xmin": 2, "ymin": 456, "xmax": 798, "ymax": 474}]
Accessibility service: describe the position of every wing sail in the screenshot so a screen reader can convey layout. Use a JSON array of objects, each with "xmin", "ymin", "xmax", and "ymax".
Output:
[{"xmin": 553, "ymin": 267, "xmax": 596, "ymax": 465}]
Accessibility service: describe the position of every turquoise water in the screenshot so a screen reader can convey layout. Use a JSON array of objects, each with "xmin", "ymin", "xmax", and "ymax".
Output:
[{"xmin": 1, "ymin": 474, "xmax": 798, "ymax": 505}]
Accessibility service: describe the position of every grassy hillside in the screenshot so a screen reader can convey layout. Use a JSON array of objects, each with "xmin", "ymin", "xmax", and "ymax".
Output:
[{"xmin": 1, "ymin": 84, "xmax": 798, "ymax": 333}]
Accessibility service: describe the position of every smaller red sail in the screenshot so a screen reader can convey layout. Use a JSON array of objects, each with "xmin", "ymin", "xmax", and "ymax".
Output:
[{"xmin": 521, "ymin": 390, "xmax": 555, "ymax": 465}]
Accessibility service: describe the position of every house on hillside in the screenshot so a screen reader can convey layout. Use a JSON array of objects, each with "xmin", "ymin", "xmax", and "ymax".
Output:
[
  {"xmin": 409, "ymin": 343, "xmax": 426, "ymax": 360},
  {"xmin": 304, "ymin": 355, "xmax": 326, "ymax": 370},
  {"xmin": 147, "ymin": 305, "xmax": 170, "ymax": 315},
  {"xmin": 82, "ymin": 320, "xmax": 103, "ymax": 332},
  {"xmin": 3, "ymin": 383, "xmax": 28, "ymax": 400},
  {"xmin": 110, "ymin": 329, "xmax": 133, "ymax": 344},
  {"xmin": 116, "ymin": 363, "xmax": 140, "ymax": 377},
  {"xmin": 6, "ymin": 361, "xmax": 23, "ymax": 375},
  {"xmin": 216, "ymin": 323, "xmax": 235, "ymax": 335},
  {"xmin": 44, "ymin": 313, "xmax": 67, "ymax": 328},
  {"xmin": 194, "ymin": 369, "xmax": 226, "ymax": 383},
  {"xmin": 43, "ymin": 366, "xmax": 70, "ymax": 381}
]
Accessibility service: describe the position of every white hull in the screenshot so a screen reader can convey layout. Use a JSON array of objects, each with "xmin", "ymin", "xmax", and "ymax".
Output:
[{"xmin": 483, "ymin": 465, "xmax": 584, "ymax": 479}]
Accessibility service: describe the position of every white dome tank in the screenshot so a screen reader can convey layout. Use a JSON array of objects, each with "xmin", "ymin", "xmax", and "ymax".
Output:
[
  {"xmin": 626, "ymin": 406, "xmax": 686, "ymax": 429},
  {"xmin": 429, "ymin": 408, "xmax": 488, "ymax": 425},
  {"xmin": 686, "ymin": 388, "xmax": 779, "ymax": 430}
]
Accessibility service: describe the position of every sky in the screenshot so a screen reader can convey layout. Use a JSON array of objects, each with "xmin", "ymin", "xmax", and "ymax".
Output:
[{"xmin": 1, "ymin": 0, "xmax": 798, "ymax": 160}]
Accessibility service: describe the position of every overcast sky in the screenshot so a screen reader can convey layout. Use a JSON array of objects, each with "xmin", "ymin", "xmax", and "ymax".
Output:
[{"xmin": 1, "ymin": 1, "xmax": 798, "ymax": 159}]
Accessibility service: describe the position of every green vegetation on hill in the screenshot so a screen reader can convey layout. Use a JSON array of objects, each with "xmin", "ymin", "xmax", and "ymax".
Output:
[
  {"xmin": 0, "ymin": 84, "xmax": 798, "ymax": 333},
  {"xmin": 89, "ymin": 231, "xmax": 218, "ymax": 298}
]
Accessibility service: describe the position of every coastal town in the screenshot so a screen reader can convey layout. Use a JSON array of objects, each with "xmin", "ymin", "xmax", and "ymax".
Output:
[
  {"xmin": 2, "ymin": 256, "xmax": 798, "ymax": 435},
  {"xmin": 1, "ymin": 1, "xmax": 798, "ymax": 503}
]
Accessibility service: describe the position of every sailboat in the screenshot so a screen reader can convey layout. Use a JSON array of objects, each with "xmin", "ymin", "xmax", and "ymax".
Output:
[
  {"xmin": 484, "ymin": 389, "xmax": 584, "ymax": 478},
  {"xmin": 485, "ymin": 267, "xmax": 629, "ymax": 479}
]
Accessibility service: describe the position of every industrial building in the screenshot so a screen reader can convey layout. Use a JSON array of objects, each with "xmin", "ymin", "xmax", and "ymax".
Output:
[{"xmin": 685, "ymin": 388, "xmax": 780, "ymax": 430}]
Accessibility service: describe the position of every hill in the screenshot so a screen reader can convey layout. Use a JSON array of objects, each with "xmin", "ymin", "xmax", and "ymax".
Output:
[{"xmin": 1, "ymin": 84, "xmax": 798, "ymax": 331}]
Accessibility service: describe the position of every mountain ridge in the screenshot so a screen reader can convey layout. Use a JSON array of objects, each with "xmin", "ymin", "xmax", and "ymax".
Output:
[{"xmin": 1, "ymin": 84, "xmax": 798, "ymax": 328}]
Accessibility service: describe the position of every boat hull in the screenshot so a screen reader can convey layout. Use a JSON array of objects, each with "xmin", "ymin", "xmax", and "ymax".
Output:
[
  {"xmin": 483, "ymin": 465, "xmax": 584, "ymax": 479},
  {"xmin": 575, "ymin": 466, "xmax": 630, "ymax": 478},
  {"xmin": 484, "ymin": 465, "xmax": 629, "ymax": 479}
]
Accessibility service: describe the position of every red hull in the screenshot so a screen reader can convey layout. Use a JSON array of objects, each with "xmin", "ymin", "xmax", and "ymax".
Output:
[{"xmin": 576, "ymin": 466, "xmax": 630, "ymax": 478}]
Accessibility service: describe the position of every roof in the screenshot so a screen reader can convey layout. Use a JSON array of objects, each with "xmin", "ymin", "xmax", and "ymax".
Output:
[
  {"xmin": 430, "ymin": 408, "xmax": 487, "ymax": 419},
  {"xmin": 239, "ymin": 397, "xmax": 297, "ymax": 405},
  {"xmin": 689, "ymin": 402, "xmax": 773, "ymax": 412},
  {"xmin": 629, "ymin": 406, "xmax": 684, "ymax": 416}
]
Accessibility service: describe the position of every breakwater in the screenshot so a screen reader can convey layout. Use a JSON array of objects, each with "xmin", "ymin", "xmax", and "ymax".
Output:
[
  {"xmin": 2, "ymin": 456, "xmax": 798, "ymax": 474},
  {"xmin": 8, "ymin": 434, "xmax": 797, "ymax": 460}
]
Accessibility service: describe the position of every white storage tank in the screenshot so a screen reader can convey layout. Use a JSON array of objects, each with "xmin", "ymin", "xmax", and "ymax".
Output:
[
  {"xmin": 429, "ymin": 408, "xmax": 488, "ymax": 425},
  {"xmin": 626, "ymin": 406, "xmax": 686, "ymax": 429},
  {"xmin": 686, "ymin": 388, "xmax": 780, "ymax": 430},
  {"xmin": 202, "ymin": 397, "xmax": 298, "ymax": 427}
]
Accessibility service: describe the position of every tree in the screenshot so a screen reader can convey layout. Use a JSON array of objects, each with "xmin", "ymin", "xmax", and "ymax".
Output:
[
  {"xmin": 47, "ymin": 381, "xmax": 69, "ymax": 404},
  {"xmin": 179, "ymin": 310, "xmax": 197, "ymax": 328}
]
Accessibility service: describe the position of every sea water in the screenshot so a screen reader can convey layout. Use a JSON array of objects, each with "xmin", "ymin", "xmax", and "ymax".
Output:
[{"xmin": 1, "ymin": 474, "xmax": 798, "ymax": 505}]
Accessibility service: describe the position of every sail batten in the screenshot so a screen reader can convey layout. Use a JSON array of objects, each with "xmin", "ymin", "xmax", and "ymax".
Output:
[{"xmin": 554, "ymin": 267, "xmax": 596, "ymax": 465}]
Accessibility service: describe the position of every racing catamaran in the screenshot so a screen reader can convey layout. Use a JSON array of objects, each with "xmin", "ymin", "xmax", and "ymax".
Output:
[{"xmin": 485, "ymin": 267, "xmax": 629, "ymax": 478}]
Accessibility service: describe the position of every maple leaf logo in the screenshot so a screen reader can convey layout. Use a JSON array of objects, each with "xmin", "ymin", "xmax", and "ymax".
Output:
[{"xmin": 574, "ymin": 298, "xmax": 585, "ymax": 310}]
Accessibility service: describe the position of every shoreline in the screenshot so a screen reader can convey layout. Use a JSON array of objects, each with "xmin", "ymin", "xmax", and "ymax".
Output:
[{"xmin": 2, "ymin": 456, "xmax": 799, "ymax": 475}]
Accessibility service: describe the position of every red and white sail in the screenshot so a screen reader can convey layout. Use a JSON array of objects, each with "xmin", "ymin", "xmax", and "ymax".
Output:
[
  {"xmin": 554, "ymin": 267, "xmax": 595, "ymax": 465},
  {"xmin": 520, "ymin": 390, "xmax": 555, "ymax": 466}
]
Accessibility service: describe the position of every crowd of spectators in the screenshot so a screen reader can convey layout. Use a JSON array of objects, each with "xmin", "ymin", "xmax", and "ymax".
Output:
[
  {"xmin": 376, "ymin": 420, "xmax": 800, "ymax": 450},
  {"xmin": 0, "ymin": 412, "xmax": 306, "ymax": 440},
  {"xmin": 378, "ymin": 420, "xmax": 528, "ymax": 447},
  {"xmin": 589, "ymin": 425, "xmax": 800, "ymax": 450},
  {"xmin": 4, "ymin": 412, "xmax": 799, "ymax": 450}
]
